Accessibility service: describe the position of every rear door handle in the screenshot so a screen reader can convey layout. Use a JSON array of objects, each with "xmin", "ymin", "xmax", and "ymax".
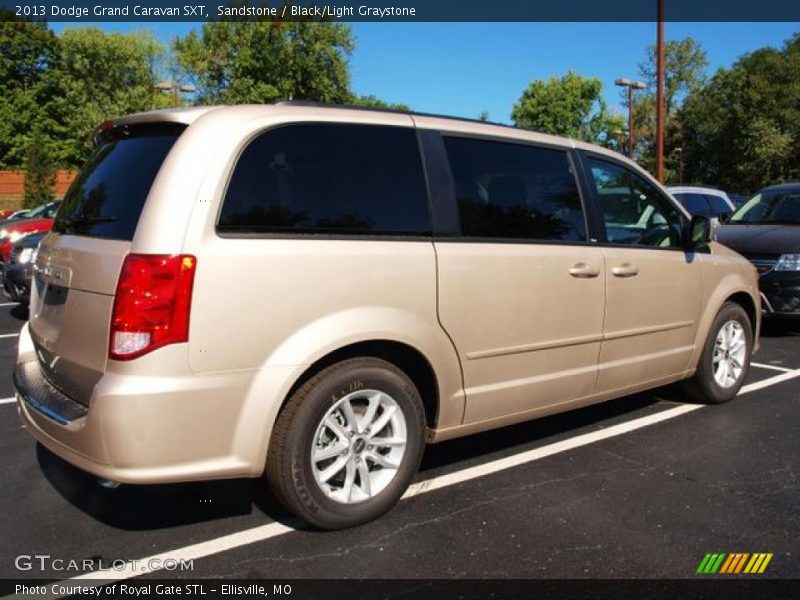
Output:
[
  {"xmin": 569, "ymin": 263, "xmax": 600, "ymax": 278},
  {"xmin": 611, "ymin": 263, "xmax": 639, "ymax": 278}
]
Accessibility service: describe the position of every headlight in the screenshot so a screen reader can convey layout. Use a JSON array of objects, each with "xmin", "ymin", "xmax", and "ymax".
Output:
[
  {"xmin": 0, "ymin": 229, "xmax": 7, "ymax": 240},
  {"xmin": 8, "ymin": 231, "xmax": 24, "ymax": 244},
  {"xmin": 17, "ymin": 248, "xmax": 35, "ymax": 265},
  {"xmin": 775, "ymin": 254, "xmax": 800, "ymax": 271}
]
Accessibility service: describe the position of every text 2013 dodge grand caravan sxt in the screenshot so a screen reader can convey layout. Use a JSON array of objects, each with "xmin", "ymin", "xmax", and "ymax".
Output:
[{"xmin": 15, "ymin": 104, "xmax": 760, "ymax": 529}]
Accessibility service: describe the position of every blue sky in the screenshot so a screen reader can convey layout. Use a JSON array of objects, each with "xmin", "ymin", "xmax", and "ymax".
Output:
[{"xmin": 52, "ymin": 21, "xmax": 799, "ymax": 123}]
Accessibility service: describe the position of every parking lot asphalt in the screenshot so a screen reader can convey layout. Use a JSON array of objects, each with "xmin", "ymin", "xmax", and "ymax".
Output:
[{"xmin": 0, "ymin": 303, "xmax": 798, "ymax": 585}]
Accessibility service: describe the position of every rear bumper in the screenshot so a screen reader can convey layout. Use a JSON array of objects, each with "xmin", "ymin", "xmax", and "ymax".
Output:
[{"xmin": 14, "ymin": 323, "xmax": 287, "ymax": 484}]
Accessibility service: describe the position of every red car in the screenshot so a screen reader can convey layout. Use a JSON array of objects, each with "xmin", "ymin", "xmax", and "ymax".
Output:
[{"xmin": 0, "ymin": 201, "xmax": 60, "ymax": 263}]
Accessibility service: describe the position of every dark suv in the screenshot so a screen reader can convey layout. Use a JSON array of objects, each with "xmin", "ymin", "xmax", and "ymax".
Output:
[{"xmin": 716, "ymin": 183, "xmax": 800, "ymax": 316}]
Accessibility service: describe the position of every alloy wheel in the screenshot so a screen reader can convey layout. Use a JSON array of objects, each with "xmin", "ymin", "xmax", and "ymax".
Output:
[{"xmin": 310, "ymin": 390, "xmax": 407, "ymax": 504}]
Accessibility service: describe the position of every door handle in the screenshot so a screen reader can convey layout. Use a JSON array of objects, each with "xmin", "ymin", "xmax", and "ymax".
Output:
[
  {"xmin": 611, "ymin": 263, "xmax": 639, "ymax": 278},
  {"xmin": 569, "ymin": 263, "xmax": 600, "ymax": 278}
]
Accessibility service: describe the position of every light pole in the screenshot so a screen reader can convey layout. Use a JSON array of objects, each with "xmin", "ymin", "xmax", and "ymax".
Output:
[
  {"xmin": 614, "ymin": 78, "xmax": 646, "ymax": 158},
  {"xmin": 655, "ymin": 0, "xmax": 666, "ymax": 182},
  {"xmin": 673, "ymin": 146, "xmax": 683, "ymax": 184},
  {"xmin": 612, "ymin": 129, "xmax": 629, "ymax": 154},
  {"xmin": 154, "ymin": 81, "xmax": 196, "ymax": 107}
]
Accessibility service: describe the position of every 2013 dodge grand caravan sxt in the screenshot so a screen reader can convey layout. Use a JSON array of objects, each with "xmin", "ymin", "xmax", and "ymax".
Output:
[{"xmin": 15, "ymin": 104, "xmax": 760, "ymax": 529}]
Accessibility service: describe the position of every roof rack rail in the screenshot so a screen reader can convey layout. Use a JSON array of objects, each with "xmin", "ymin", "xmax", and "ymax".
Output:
[{"xmin": 270, "ymin": 100, "xmax": 520, "ymax": 131}]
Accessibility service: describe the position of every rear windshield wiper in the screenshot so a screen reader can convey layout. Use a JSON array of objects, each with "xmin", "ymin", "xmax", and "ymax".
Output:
[{"xmin": 59, "ymin": 215, "xmax": 119, "ymax": 226}]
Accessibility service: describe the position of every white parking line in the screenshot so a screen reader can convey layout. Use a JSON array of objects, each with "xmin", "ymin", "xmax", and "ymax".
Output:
[
  {"xmin": 751, "ymin": 362, "xmax": 794, "ymax": 373},
  {"xmin": 0, "ymin": 302, "xmax": 19, "ymax": 307},
  {"xmin": 737, "ymin": 368, "xmax": 800, "ymax": 393},
  {"xmin": 0, "ymin": 397, "xmax": 15, "ymax": 405},
  {"xmin": 50, "ymin": 366, "xmax": 800, "ymax": 590},
  {"xmin": 0, "ymin": 332, "xmax": 19, "ymax": 339}
]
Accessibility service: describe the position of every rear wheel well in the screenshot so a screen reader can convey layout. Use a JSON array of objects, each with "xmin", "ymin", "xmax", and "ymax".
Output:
[
  {"xmin": 726, "ymin": 292, "xmax": 757, "ymax": 332},
  {"xmin": 282, "ymin": 341, "xmax": 439, "ymax": 430}
]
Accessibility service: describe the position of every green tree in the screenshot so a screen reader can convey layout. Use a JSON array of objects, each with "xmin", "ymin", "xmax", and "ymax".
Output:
[
  {"xmin": 174, "ymin": 19, "xmax": 353, "ymax": 105},
  {"xmin": 349, "ymin": 94, "xmax": 410, "ymax": 111},
  {"xmin": 0, "ymin": 12, "xmax": 58, "ymax": 168},
  {"xmin": 44, "ymin": 28, "xmax": 165, "ymax": 166},
  {"xmin": 679, "ymin": 33, "xmax": 800, "ymax": 191},
  {"xmin": 592, "ymin": 111, "xmax": 628, "ymax": 152},
  {"xmin": 626, "ymin": 37, "xmax": 708, "ymax": 176},
  {"xmin": 638, "ymin": 37, "xmax": 708, "ymax": 115},
  {"xmin": 511, "ymin": 71, "xmax": 619, "ymax": 144},
  {"xmin": 22, "ymin": 126, "xmax": 55, "ymax": 209}
]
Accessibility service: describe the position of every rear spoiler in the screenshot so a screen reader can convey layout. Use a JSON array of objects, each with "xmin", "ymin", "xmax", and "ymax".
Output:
[
  {"xmin": 92, "ymin": 106, "xmax": 219, "ymax": 145},
  {"xmin": 92, "ymin": 121, "xmax": 189, "ymax": 146}
]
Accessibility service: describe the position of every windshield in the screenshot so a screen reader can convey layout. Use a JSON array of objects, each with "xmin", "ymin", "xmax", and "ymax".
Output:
[
  {"xmin": 52, "ymin": 122, "xmax": 186, "ymax": 240},
  {"xmin": 730, "ymin": 189, "xmax": 800, "ymax": 224},
  {"xmin": 673, "ymin": 192, "xmax": 732, "ymax": 218},
  {"xmin": 673, "ymin": 192, "xmax": 713, "ymax": 216},
  {"xmin": 24, "ymin": 202, "xmax": 58, "ymax": 219}
]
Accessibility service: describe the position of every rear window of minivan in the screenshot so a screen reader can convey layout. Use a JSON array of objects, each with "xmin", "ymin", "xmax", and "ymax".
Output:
[{"xmin": 52, "ymin": 123, "xmax": 186, "ymax": 240}]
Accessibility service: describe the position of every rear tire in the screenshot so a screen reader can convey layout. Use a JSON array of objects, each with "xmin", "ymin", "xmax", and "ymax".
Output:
[
  {"xmin": 265, "ymin": 357, "xmax": 426, "ymax": 529},
  {"xmin": 683, "ymin": 301, "xmax": 752, "ymax": 404}
]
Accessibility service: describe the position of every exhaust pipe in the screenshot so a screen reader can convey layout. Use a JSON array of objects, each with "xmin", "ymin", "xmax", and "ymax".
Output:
[{"xmin": 97, "ymin": 478, "xmax": 121, "ymax": 489}]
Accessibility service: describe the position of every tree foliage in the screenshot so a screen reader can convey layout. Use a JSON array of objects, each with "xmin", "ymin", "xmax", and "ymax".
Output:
[
  {"xmin": 638, "ymin": 37, "xmax": 708, "ymax": 115},
  {"xmin": 626, "ymin": 37, "xmax": 708, "ymax": 178},
  {"xmin": 679, "ymin": 34, "xmax": 800, "ymax": 192},
  {"xmin": 349, "ymin": 94, "xmax": 410, "ymax": 111},
  {"xmin": 513, "ymin": 71, "xmax": 600, "ymax": 138},
  {"xmin": 621, "ymin": 37, "xmax": 708, "ymax": 181},
  {"xmin": 0, "ymin": 16, "xmax": 164, "ymax": 169},
  {"xmin": 45, "ymin": 28, "xmax": 165, "ymax": 165},
  {"xmin": 0, "ymin": 14, "xmax": 376, "ymax": 171},
  {"xmin": 22, "ymin": 125, "xmax": 55, "ymax": 208},
  {"xmin": 174, "ymin": 20, "xmax": 354, "ymax": 105},
  {"xmin": 511, "ymin": 71, "xmax": 623, "ymax": 145},
  {"xmin": 0, "ymin": 12, "xmax": 57, "ymax": 168}
]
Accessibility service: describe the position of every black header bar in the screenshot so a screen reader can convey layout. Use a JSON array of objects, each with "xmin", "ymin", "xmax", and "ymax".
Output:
[{"xmin": 2, "ymin": 0, "xmax": 800, "ymax": 22}]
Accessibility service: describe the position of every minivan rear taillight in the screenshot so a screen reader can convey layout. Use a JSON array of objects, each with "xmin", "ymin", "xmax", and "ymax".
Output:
[{"xmin": 109, "ymin": 254, "xmax": 197, "ymax": 360}]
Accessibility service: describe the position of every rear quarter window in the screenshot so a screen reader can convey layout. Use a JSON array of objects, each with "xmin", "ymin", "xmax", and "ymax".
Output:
[
  {"xmin": 53, "ymin": 123, "xmax": 186, "ymax": 240},
  {"xmin": 218, "ymin": 123, "xmax": 430, "ymax": 236}
]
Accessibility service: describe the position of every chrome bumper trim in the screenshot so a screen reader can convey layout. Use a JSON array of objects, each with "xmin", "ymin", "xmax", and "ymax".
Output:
[{"xmin": 13, "ymin": 361, "xmax": 88, "ymax": 425}]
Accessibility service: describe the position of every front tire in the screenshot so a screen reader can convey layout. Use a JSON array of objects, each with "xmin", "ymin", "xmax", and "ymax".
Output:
[
  {"xmin": 683, "ymin": 302, "xmax": 752, "ymax": 404},
  {"xmin": 266, "ymin": 357, "xmax": 426, "ymax": 529}
]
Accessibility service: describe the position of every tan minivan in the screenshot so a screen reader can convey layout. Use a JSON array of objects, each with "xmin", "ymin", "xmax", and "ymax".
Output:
[{"xmin": 15, "ymin": 104, "xmax": 760, "ymax": 529}]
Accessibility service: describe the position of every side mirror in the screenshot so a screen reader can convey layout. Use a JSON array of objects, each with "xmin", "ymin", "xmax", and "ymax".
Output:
[{"xmin": 684, "ymin": 215, "xmax": 711, "ymax": 250}]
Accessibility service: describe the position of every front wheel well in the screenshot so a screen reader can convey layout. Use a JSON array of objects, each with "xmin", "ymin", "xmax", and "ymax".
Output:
[
  {"xmin": 281, "ymin": 340, "xmax": 440, "ymax": 430},
  {"xmin": 726, "ymin": 292, "xmax": 758, "ymax": 332}
]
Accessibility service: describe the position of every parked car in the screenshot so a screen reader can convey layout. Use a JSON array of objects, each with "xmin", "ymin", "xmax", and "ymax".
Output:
[
  {"xmin": 2, "ymin": 231, "xmax": 45, "ymax": 304},
  {"xmin": 716, "ymin": 182, "xmax": 800, "ymax": 317},
  {"xmin": 14, "ymin": 105, "xmax": 759, "ymax": 529},
  {"xmin": 0, "ymin": 201, "xmax": 59, "ymax": 264},
  {"xmin": 667, "ymin": 186, "xmax": 736, "ymax": 220},
  {"xmin": 2, "ymin": 208, "xmax": 31, "ymax": 220}
]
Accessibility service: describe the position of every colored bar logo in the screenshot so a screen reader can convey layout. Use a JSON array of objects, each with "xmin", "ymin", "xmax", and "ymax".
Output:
[{"xmin": 697, "ymin": 553, "xmax": 773, "ymax": 574}]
